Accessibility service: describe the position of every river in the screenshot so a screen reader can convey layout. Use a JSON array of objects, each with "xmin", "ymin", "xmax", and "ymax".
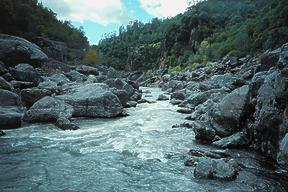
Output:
[{"xmin": 0, "ymin": 88, "xmax": 285, "ymax": 192}]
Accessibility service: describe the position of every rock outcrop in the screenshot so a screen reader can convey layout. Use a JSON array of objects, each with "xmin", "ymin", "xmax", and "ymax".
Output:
[{"xmin": 0, "ymin": 34, "xmax": 48, "ymax": 66}]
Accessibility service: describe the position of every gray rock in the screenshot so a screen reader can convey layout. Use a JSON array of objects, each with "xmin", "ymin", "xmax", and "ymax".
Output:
[
  {"xmin": 55, "ymin": 117, "xmax": 80, "ymax": 130},
  {"xmin": 0, "ymin": 61, "xmax": 8, "ymax": 75},
  {"xmin": 0, "ymin": 129, "xmax": 5, "ymax": 136},
  {"xmin": 57, "ymin": 83, "xmax": 123, "ymax": 118},
  {"xmin": 0, "ymin": 107, "xmax": 23, "ymax": 129},
  {"xmin": 162, "ymin": 80, "xmax": 186, "ymax": 92},
  {"xmin": 10, "ymin": 63, "xmax": 40, "ymax": 83},
  {"xmin": 46, "ymin": 73, "xmax": 70, "ymax": 86},
  {"xmin": 157, "ymin": 94, "xmax": 169, "ymax": 101},
  {"xmin": 207, "ymin": 74, "xmax": 246, "ymax": 90},
  {"xmin": 211, "ymin": 85, "xmax": 251, "ymax": 135},
  {"xmin": 194, "ymin": 157, "xmax": 238, "ymax": 181},
  {"xmin": 259, "ymin": 48, "xmax": 280, "ymax": 72},
  {"xmin": 24, "ymin": 96, "xmax": 73, "ymax": 123},
  {"xmin": 252, "ymin": 69, "xmax": 287, "ymax": 159},
  {"xmin": 104, "ymin": 78, "xmax": 135, "ymax": 97},
  {"xmin": 278, "ymin": 43, "xmax": 288, "ymax": 68},
  {"xmin": 111, "ymin": 88, "xmax": 129, "ymax": 107},
  {"xmin": 20, "ymin": 88, "xmax": 52, "ymax": 108},
  {"xmin": 170, "ymin": 99, "xmax": 183, "ymax": 105},
  {"xmin": 0, "ymin": 89, "xmax": 22, "ymax": 106},
  {"xmin": 212, "ymin": 132, "xmax": 250, "ymax": 148},
  {"xmin": 0, "ymin": 34, "xmax": 48, "ymax": 66},
  {"xmin": 35, "ymin": 37, "xmax": 85, "ymax": 62},
  {"xmin": 278, "ymin": 133, "xmax": 288, "ymax": 165},
  {"xmin": 76, "ymin": 65, "xmax": 99, "ymax": 76},
  {"xmin": 0, "ymin": 76, "xmax": 13, "ymax": 90},
  {"xmin": 171, "ymin": 91, "xmax": 186, "ymax": 100},
  {"xmin": 10, "ymin": 80, "xmax": 34, "ymax": 89},
  {"xmin": 0, "ymin": 89, "xmax": 24, "ymax": 129},
  {"xmin": 192, "ymin": 121, "xmax": 216, "ymax": 142},
  {"xmin": 65, "ymin": 70, "xmax": 87, "ymax": 82},
  {"xmin": 126, "ymin": 101, "xmax": 137, "ymax": 108},
  {"xmin": 177, "ymin": 108, "xmax": 192, "ymax": 114},
  {"xmin": 38, "ymin": 79, "xmax": 58, "ymax": 93}
]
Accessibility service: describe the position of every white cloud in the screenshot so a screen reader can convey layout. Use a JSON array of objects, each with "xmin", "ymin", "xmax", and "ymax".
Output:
[
  {"xmin": 40, "ymin": 0, "xmax": 135, "ymax": 25},
  {"xmin": 140, "ymin": 0, "xmax": 190, "ymax": 18}
]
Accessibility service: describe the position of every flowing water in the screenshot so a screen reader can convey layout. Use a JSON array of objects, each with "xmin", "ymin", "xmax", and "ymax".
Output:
[{"xmin": 0, "ymin": 88, "xmax": 285, "ymax": 192}]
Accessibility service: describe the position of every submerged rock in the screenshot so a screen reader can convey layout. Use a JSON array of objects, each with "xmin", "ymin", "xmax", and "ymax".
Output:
[
  {"xmin": 157, "ymin": 94, "xmax": 169, "ymax": 101},
  {"xmin": 177, "ymin": 108, "xmax": 192, "ymax": 114},
  {"xmin": 0, "ymin": 129, "xmax": 5, "ymax": 136},
  {"xmin": 55, "ymin": 117, "xmax": 80, "ymax": 130},
  {"xmin": 194, "ymin": 157, "xmax": 238, "ymax": 181}
]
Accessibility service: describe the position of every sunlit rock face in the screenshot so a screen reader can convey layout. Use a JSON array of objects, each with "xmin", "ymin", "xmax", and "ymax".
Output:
[{"xmin": 56, "ymin": 83, "xmax": 123, "ymax": 118}]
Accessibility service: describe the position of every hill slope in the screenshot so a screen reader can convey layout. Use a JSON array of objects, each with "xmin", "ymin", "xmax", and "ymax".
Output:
[{"xmin": 98, "ymin": 0, "xmax": 288, "ymax": 71}]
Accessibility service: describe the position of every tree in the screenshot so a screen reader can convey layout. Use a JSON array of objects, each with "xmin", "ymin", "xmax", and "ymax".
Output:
[{"xmin": 85, "ymin": 48, "xmax": 99, "ymax": 65}]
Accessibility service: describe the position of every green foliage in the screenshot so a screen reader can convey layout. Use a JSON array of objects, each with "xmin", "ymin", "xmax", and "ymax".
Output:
[
  {"xmin": 85, "ymin": 48, "xmax": 99, "ymax": 65},
  {"xmin": 0, "ymin": 0, "xmax": 89, "ymax": 49},
  {"xmin": 98, "ymin": 0, "xmax": 288, "ymax": 70},
  {"xmin": 169, "ymin": 65, "xmax": 182, "ymax": 72}
]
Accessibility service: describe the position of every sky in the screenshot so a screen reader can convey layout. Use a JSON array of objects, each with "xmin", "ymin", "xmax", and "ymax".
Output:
[{"xmin": 40, "ymin": 0, "xmax": 192, "ymax": 45}]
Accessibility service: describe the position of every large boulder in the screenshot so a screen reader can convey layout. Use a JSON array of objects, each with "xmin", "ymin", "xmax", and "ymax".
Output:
[
  {"xmin": 10, "ymin": 63, "xmax": 40, "ymax": 83},
  {"xmin": 211, "ymin": 85, "xmax": 251, "ymax": 136},
  {"xmin": 45, "ymin": 73, "xmax": 70, "ymax": 86},
  {"xmin": 259, "ymin": 48, "xmax": 281, "ymax": 72},
  {"xmin": 110, "ymin": 88, "xmax": 129, "ymax": 107},
  {"xmin": 0, "ymin": 107, "xmax": 23, "ymax": 129},
  {"xmin": 76, "ymin": 65, "xmax": 99, "ymax": 76},
  {"xmin": 0, "ymin": 89, "xmax": 24, "ymax": 129},
  {"xmin": 65, "ymin": 70, "xmax": 87, "ymax": 82},
  {"xmin": 24, "ymin": 96, "xmax": 79, "ymax": 130},
  {"xmin": 20, "ymin": 88, "xmax": 52, "ymax": 108},
  {"xmin": 0, "ymin": 34, "xmax": 48, "ymax": 66},
  {"xmin": 56, "ymin": 83, "xmax": 123, "ymax": 118},
  {"xmin": 252, "ymin": 69, "xmax": 287, "ymax": 159},
  {"xmin": 24, "ymin": 96, "xmax": 73, "ymax": 123},
  {"xmin": 0, "ymin": 89, "xmax": 22, "ymax": 106},
  {"xmin": 104, "ymin": 78, "xmax": 135, "ymax": 97},
  {"xmin": 0, "ymin": 76, "xmax": 13, "ymax": 90},
  {"xmin": 34, "ymin": 37, "xmax": 85, "ymax": 62}
]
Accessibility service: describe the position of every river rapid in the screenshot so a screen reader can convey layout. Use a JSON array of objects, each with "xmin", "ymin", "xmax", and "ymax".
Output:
[{"xmin": 0, "ymin": 88, "xmax": 286, "ymax": 192}]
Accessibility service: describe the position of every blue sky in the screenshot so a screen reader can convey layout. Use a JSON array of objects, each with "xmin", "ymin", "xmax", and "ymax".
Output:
[{"xmin": 40, "ymin": 0, "xmax": 191, "ymax": 45}]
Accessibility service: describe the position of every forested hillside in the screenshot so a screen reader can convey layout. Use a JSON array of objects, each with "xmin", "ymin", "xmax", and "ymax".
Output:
[
  {"xmin": 0, "ymin": 0, "xmax": 88, "ymax": 49},
  {"xmin": 98, "ymin": 0, "xmax": 288, "ymax": 71}
]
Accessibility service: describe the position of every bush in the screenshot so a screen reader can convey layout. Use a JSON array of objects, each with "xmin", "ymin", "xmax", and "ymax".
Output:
[{"xmin": 85, "ymin": 48, "xmax": 99, "ymax": 65}]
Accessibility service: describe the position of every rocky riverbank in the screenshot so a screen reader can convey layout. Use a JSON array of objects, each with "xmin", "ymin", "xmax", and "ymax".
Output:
[
  {"xmin": 143, "ymin": 43, "xmax": 288, "ymax": 187},
  {"xmin": 0, "ymin": 34, "xmax": 142, "ymax": 132}
]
